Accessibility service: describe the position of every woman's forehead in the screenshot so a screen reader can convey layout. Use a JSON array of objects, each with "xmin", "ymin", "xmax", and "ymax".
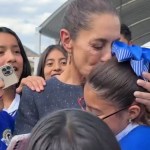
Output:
[{"xmin": 75, "ymin": 14, "xmax": 120, "ymax": 42}]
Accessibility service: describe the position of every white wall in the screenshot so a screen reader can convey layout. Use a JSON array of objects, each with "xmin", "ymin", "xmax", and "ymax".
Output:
[{"xmin": 28, "ymin": 57, "xmax": 40, "ymax": 75}]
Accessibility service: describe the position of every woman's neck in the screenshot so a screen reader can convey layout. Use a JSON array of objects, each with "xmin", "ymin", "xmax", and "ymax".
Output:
[
  {"xmin": 3, "ymin": 85, "xmax": 16, "ymax": 109},
  {"xmin": 58, "ymin": 63, "xmax": 84, "ymax": 85}
]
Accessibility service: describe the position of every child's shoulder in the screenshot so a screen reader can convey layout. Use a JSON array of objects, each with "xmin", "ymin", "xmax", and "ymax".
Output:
[
  {"xmin": 120, "ymin": 125, "xmax": 150, "ymax": 150},
  {"xmin": 130, "ymin": 125, "xmax": 150, "ymax": 135},
  {"xmin": 0, "ymin": 111, "xmax": 14, "ymax": 150},
  {"xmin": 0, "ymin": 111, "xmax": 13, "ymax": 122},
  {"xmin": 0, "ymin": 110, "xmax": 14, "ymax": 130}
]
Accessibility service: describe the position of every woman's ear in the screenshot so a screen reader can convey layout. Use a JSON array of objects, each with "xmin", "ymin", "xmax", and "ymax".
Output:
[
  {"xmin": 60, "ymin": 29, "xmax": 73, "ymax": 53},
  {"xmin": 128, "ymin": 105, "xmax": 141, "ymax": 121}
]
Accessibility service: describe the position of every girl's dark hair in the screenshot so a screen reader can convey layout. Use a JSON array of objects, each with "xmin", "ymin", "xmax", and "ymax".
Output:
[
  {"xmin": 86, "ymin": 57, "xmax": 150, "ymax": 125},
  {"xmin": 37, "ymin": 44, "xmax": 67, "ymax": 79},
  {"xmin": 27, "ymin": 109, "xmax": 120, "ymax": 150},
  {"xmin": 0, "ymin": 27, "xmax": 31, "ymax": 87},
  {"xmin": 62, "ymin": 0, "xmax": 118, "ymax": 40}
]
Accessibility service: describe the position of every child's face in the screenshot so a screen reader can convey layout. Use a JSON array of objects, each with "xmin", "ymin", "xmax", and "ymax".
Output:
[
  {"xmin": 44, "ymin": 49, "xmax": 67, "ymax": 80},
  {"xmin": 84, "ymin": 83, "xmax": 129, "ymax": 135},
  {"xmin": 0, "ymin": 33, "xmax": 23, "ymax": 79}
]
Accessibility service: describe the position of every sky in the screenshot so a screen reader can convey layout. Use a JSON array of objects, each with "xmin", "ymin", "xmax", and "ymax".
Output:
[{"xmin": 0, "ymin": 0, "xmax": 67, "ymax": 54}]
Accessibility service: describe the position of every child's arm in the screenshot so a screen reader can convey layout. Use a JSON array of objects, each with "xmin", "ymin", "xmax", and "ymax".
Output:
[{"xmin": 0, "ymin": 79, "xmax": 4, "ymax": 111}]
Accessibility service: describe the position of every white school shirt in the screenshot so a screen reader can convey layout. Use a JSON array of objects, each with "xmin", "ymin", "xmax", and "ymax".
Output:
[{"xmin": 3, "ymin": 94, "xmax": 20, "ymax": 117}]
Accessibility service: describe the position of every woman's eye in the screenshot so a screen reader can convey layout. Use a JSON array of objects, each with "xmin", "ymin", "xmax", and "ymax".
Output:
[
  {"xmin": 92, "ymin": 44, "xmax": 104, "ymax": 51},
  {"xmin": 93, "ymin": 46, "xmax": 103, "ymax": 50}
]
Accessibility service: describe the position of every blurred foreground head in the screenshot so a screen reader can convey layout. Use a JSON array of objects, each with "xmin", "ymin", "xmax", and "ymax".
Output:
[{"xmin": 27, "ymin": 109, "xmax": 120, "ymax": 150}]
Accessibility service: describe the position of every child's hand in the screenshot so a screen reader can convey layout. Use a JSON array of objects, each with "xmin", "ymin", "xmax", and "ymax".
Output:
[
  {"xmin": 16, "ymin": 76, "xmax": 46, "ymax": 93},
  {"xmin": 134, "ymin": 72, "xmax": 150, "ymax": 111}
]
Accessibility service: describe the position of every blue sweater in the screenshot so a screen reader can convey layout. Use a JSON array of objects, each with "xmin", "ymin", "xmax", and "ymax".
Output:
[
  {"xmin": 0, "ymin": 111, "xmax": 14, "ymax": 150},
  {"xmin": 15, "ymin": 77, "xmax": 83, "ymax": 134},
  {"xmin": 119, "ymin": 125, "xmax": 150, "ymax": 150}
]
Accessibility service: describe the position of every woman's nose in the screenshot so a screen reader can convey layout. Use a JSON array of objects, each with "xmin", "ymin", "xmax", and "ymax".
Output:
[{"xmin": 100, "ymin": 48, "xmax": 112, "ymax": 62}]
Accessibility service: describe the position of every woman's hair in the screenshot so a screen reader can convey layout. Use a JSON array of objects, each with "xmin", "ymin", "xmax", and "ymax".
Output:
[
  {"xmin": 27, "ymin": 109, "xmax": 120, "ymax": 150},
  {"xmin": 37, "ymin": 44, "xmax": 67, "ymax": 79},
  {"xmin": 86, "ymin": 57, "xmax": 150, "ymax": 125},
  {"xmin": 0, "ymin": 27, "xmax": 31, "ymax": 87},
  {"xmin": 62, "ymin": 0, "xmax": 118, "ymax": 40}
]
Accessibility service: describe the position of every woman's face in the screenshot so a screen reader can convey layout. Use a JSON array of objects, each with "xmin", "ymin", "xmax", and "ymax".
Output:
[
  {"xmin": 70, "ymin": 13, "xmax": 120, "ymax": 77},
  {"xmin": 0, "ymin": 33, "xmax": 23, "ymax": 79},
  {"xmin": 84, "ymin": 83, "xmax": 129, "ymax": 135},
  {"xmin": 44, "ymin": 49, "xmax": 67, "ymax": 80}
]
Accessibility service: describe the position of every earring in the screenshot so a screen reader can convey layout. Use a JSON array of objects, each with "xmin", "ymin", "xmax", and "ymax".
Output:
[
  {"xmin": 68, "ymin": 53, "xmax": 72, "ymax": 64},
  {"xmin": 128, "ymin": 118, "xmax": 132, "ymax": 123}
]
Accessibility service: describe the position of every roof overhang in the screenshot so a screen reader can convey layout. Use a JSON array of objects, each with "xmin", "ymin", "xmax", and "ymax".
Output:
[
  {"xmin": 37, "ymin": 1, "xmax": 69, "ymax": 40},
  {"xmin": 37, "ymin": 0, "xmax": 150, "ymax": 45}
]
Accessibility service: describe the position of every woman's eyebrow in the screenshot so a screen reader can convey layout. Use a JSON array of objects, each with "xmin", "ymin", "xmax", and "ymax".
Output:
[{"xmin": 93, "ymin": 38, "xmax": 107, "ymax": 43}]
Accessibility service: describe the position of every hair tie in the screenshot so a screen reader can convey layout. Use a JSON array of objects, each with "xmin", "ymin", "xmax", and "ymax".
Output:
[{"xmin": 112, "ymin": 41, "xmax": 150, "ymax": 80}]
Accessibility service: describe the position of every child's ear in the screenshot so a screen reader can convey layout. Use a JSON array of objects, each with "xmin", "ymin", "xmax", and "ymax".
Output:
[
  {"xmin": 60, "ymin": 29, "xmax": 73, "ymax": 53},
  {"xmin": 128, "ymin": 105, "xmax": 141, "ymax": 120}
]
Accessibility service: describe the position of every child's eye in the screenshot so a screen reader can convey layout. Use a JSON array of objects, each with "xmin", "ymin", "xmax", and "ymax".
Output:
[
  {"xmin": 60, "ymin": 61, "xmax": 67, "ymax": 65},
  {"xmin": 46, "ymin": 63, "xmax": 53, "ymax": 67},
  {"xmin": 0, "ymin": 51, "xmax": 4, "ymax": 54},
  {"xmin": 15, "ymin": 50, "xmax": 21, "ymax": 54}
]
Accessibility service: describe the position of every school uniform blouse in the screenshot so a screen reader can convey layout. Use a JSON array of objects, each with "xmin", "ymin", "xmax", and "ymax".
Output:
[
  {"xmin": 3, "ymin": 94, "xmax": 20, "ymax": 119},
  {"xmin": 0, "ymin": 111, "xmax": 14, "ymax": 150},
  {"xmin": 118, "ymin": 124, "xmax": 150, "ymax": 150}
]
